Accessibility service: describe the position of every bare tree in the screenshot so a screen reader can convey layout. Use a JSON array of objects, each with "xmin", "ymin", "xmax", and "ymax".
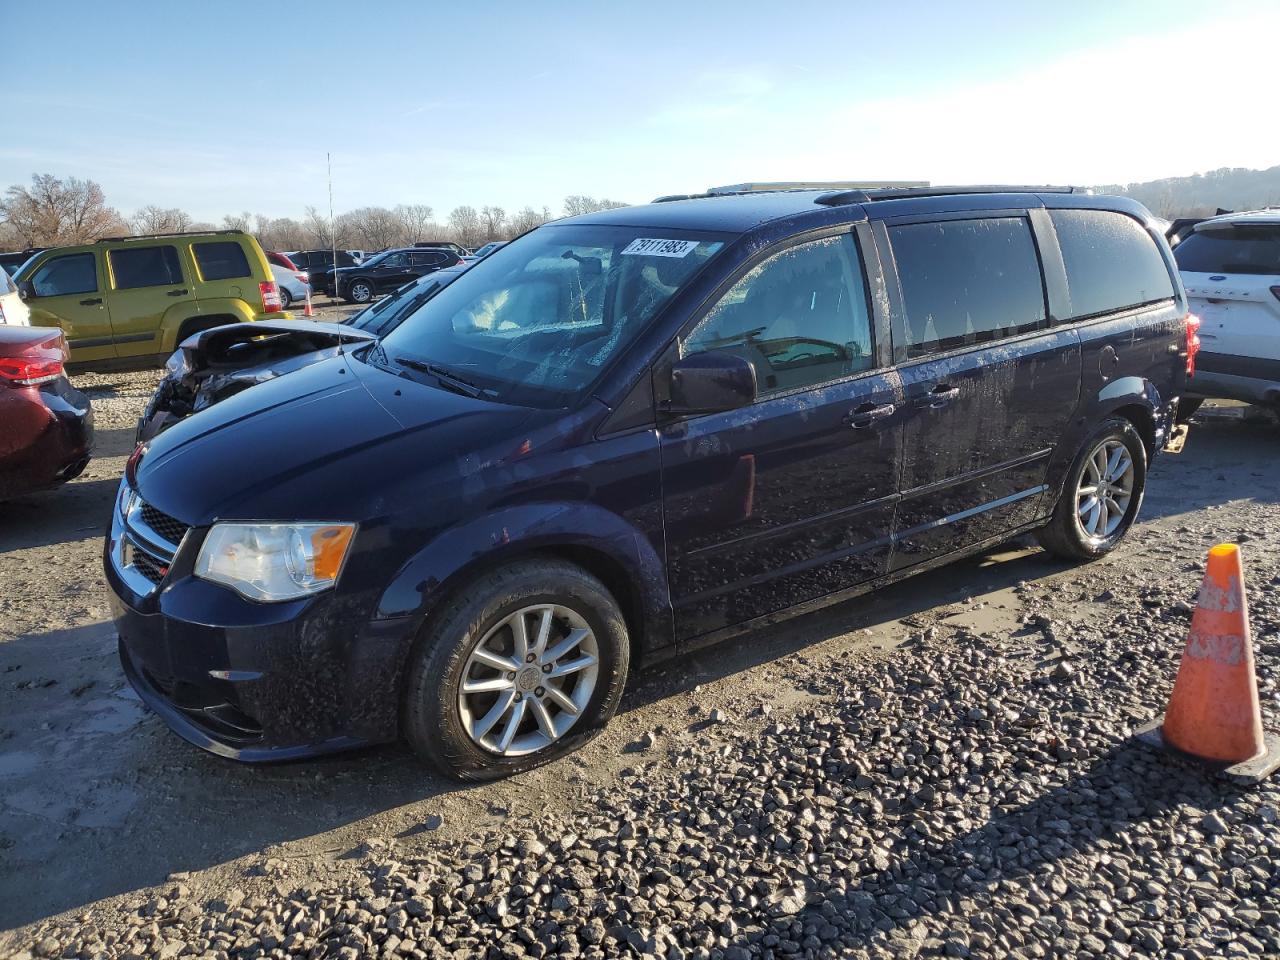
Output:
[
  {"xmin": 479, "ymin": 206, "xmax": 508, "ymax": 242},
  {"xmin": 222, "ymin": 211, "xmax": 253, "ymax": 232},
  {"xmin": 395, "ymin": 204, "xmax": 436, "ymax": 242},
  {"xmin": 562, "ymin": 195, "xmax": 628, "ymax": 218},
  {"xmin": 131, "ymin": 205, "xmax": 192, "ymax": 235},
  {"xmin": 1, "ymin": 174, "xmax": 126, "ymax": 246},
  {"xmin": 346, "ymin": 206, "xmax": 405, "ymax": 250},
  {"xmin": 254, "ymin": 216, "xmax": 306, "ymax": 252},
  {"xmin": 508, "ymin": 205, "xmax": 554, "ymax": 237},
  {"xmin": 448, "ymin": 205, "xmax": 485, "ymax": 248}
]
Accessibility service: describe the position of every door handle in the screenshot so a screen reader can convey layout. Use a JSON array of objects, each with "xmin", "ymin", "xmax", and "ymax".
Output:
[
  {"xmin": 166, "ymin": 289, "xmax": 189, "ymax": 297},
  {"xmin": 916, "ymin": 384, "xmax": 960, "ymax": 408},
  {"xmin": 79, "ymin": 297, "xmax": 102, "ymax": 306},
  {"xmin": 846, "ymin": 402, "xmax": 896, "ymax": 428}
]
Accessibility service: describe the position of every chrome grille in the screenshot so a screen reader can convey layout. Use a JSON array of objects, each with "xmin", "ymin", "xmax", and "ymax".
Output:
[
  {"xmin": 123, "ymin": 541, "xmax": 168, "ymax": 585},
  {"xmin": 139, "ymin": 502, "xmax": 190, "ymax": 547}
]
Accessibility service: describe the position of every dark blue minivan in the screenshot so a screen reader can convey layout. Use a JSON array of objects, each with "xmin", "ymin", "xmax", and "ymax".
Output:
[{"xmin": 105, "ymin": 185, "xmax": 1193, "ymax": 779}]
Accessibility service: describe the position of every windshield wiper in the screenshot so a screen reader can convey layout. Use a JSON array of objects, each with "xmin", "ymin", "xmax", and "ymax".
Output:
[{"xmin": 393, "ymin": 355, "xmax": 487, "ymax": 399}]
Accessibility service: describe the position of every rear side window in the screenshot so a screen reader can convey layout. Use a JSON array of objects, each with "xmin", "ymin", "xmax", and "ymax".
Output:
[
  {"xmin": 109, "ymin": 245, "xmax": 183, "ymax": 289},
  {"xmin": 411, "ymin": 251, "xmax": 447, "ymax": 267},
  {"xmin": 1051, "ymin": 210, "xmax": 1175, "ymax": 319},
  {"xmin": 684, "ymin": 234, "xmax": 875, "ymax": 395},
  {"xmin": 31, "ymin": 253, "xmax": 98, "ymax": 297},
  {"xmin": 1173, "ymin": 225, "xmax": 1280, "ymax": 276},
  {"xmin": 890, "ymin": 217, "xmax": 1046, "ymax": 359},
  {"xmin": 193, "ymin": 241, "xmax": 252, "ymax": 281}
]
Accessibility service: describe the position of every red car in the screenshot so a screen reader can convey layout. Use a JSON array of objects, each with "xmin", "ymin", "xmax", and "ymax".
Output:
[{"xmin": 0, "ymin": 326, "xmax": 94, "ymax": 500}]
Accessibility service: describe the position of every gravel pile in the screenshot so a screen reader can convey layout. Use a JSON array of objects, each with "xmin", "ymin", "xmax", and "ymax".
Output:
[{"xmin": 19, "ymin": 556, "xmax": 1279, "ymax": 960}]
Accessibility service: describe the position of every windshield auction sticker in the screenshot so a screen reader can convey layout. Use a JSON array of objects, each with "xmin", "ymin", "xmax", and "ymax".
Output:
[{"xmin": 621, "ymin": 238, "xmax": 700, "ymax": 258}]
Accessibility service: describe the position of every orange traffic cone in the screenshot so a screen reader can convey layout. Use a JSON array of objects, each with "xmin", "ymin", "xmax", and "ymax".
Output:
[
  {"xmin": 1137, "ymin": 543, "xmax": 1280, "ymax": 784},
  {"xmin": 303, "ymin": 291, "xmax": 315, "ymax": 318}
]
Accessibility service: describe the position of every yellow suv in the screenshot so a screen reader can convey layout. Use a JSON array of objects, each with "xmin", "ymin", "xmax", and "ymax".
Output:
[{"xmin": 12, "ymin": 230, "xmax": 288, "ymax": 367}]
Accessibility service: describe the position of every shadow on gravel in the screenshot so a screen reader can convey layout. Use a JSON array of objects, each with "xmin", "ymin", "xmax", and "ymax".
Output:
[
  {"xmin": 1143, "ymin": 418, "xmax": 1280, "ymax": 523},
  {"xmin": 761, "ymin": 741, "xmax": 1233, "ymax": 953}
]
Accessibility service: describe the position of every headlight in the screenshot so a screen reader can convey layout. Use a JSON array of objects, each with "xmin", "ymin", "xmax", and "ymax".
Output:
[
  {"xmin": 164, "ymin": 349, "xmax": 191, "ymax": 379},
  {"xmin": 195, "ymin": 522, "xmax": 356, "ymax": 602}
]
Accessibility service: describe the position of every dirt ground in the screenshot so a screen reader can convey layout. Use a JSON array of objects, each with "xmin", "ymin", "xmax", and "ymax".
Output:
[{"xmin": 0, "ymin": 345, "xmax": 1277, "ymax": 952}]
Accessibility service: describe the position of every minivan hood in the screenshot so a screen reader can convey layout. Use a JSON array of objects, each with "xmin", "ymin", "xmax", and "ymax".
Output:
[{"xmin": 135, "ymin": 354, "xmax": 541, "ymax": 524}]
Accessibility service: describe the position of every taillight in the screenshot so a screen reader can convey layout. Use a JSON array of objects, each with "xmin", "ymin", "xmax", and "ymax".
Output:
[
  {"xmin": 260, "ymin": 280, "xmax": 283, "ymax": 312},
  {"xmin": 298, "ymin": 271, "xmax": 310, "ymax": 283},
  {"xmin": 0, "ymin": 355, "xmax": 63, "ymax": 386},
  {"xmin": 1185, "ymin": 312, "xmax": 1202, "ymax": 377}
]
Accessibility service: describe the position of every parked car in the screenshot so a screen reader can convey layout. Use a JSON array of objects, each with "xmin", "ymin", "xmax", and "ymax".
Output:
[
  {"xmin": 1, "ymin": 326, "xmax": 93, "ymax": 500},
  {"xmin": 0, "ymin": 265, "xmax": 32, "ymax": 326},
  {"xmin": 414, "ymin": 241, "xmax": 468, "ymax": 256},
  {"xmin": 333, "ymin": 246, "xmax": 461, "ymax": 303},
  {"xmin": 106, "ymin": 185, "xmax": 1191, "ymax": 779},
  {"xmin": 0, "ymin": 248, "xmax": 43, "ymax": 277},
  {"xmin": 12, "ymin": 231, "xmax": 286, "ymax": 369},
  {"xmin": 1174, "ymin": 210, "xmax": 1280, "ymax": 411},
  {"xmin": 135, "ymin": 266, "xmax": 466, "ymax": 442},
  {"xmin": 469, "ymin": 241, "xmax": 507, "ymax": 259},
  {"xmin": 287, "ymin": 250, "xmax": 360, "ymax": 296}
]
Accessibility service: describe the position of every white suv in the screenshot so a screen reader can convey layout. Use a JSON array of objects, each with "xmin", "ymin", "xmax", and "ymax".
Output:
[
  {"xmin": 1174, "ymin": 210, "xmax": 1280, "ymax": 408},
  {"xmin": 0, "ymin": 265, "xmax": 31, "ymax": 326}
]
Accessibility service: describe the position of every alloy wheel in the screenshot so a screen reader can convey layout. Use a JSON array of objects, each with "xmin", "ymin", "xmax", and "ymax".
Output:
[
  {"xmin": 1076, "ymin": 438, "xmax": 1134, "ymax": 540},
  {"xmin": 351, "ymin": 282, "xmax": 372, "ymax": 303},
  {"xmin": 457, "ymin": 604, "xmax": 600, "ymax": 756}
]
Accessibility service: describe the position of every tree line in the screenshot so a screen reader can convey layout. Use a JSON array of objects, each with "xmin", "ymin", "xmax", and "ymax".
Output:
[{"xmin": 0, "ymin": 173, "xmax": 629, "ymax": 253}]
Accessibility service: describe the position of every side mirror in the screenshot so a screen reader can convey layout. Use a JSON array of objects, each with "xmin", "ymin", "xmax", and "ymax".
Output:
[
  {"xmin": 16, "ymin": 279, "xmax": 33, "ymax": 300},
  {"xmin": 666, "ymin": 351, "xmax": 757, "ymax": 416}
]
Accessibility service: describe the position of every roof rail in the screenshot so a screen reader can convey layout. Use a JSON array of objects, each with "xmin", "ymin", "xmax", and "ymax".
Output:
[
  {"xmin": 707, "ymin": 180, "xmax": 929, "ymax": 196},
  {"xmin": 653, "ymin": 181, "xmax": 928, "ymax": 204},
  {"xmin": 95, "ymin": 229, "xmax": 246, "ymax": 243},
  {"xmin": 822, "ymin": 184, "xmax": 1086, "ymax": 206}
]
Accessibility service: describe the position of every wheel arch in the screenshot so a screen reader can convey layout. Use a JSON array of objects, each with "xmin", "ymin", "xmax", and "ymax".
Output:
[{"xmin": 377, "ymin": 502, "xmax": 674, "ymax": 670}]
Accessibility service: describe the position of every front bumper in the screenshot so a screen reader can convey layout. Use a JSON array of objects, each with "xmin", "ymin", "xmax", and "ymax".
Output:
[{"xmin": 105, "ymin": 495, "xmax": 419, "ymax": 760}]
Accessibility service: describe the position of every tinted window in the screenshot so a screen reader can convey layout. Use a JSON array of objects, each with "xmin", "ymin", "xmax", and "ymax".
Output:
[
  {"xmin": 1052, "ymin": 210, "xmax": 1176, "ymax": 318},
  {"xmin": 684, "ymin": 235, "xmax": 874, "ymax": 395},
  {"xmin": 31, "ymin": 253, "xmax": 97, "ymax": 297},
  {"xmin": 890, "ymin": 217, "xmax": 1045, "ymax": 358},
  {"xmin": 379, "ymin": 252, "xmax": 409, "ymax": 268},
  {"xmin": 411, "ymin": 251, "xmax": 446, "ymax": 267},
  {"xmin": 1173, "ymin": 225, "xmax": 1280, "ymax": 276},
  {"xmin": 109, "ymin": 245, "xmax": 183, "ymax": 289},
  {"xmin": 192, "ymin": 241, "xmax": 251, "ymax": 281}
]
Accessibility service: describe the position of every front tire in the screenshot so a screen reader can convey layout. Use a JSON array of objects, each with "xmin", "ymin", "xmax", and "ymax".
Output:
[
  {"xmin": 347, "ymin": 279, "xmax": 374, "ymax": 304},
  {"xmin": 1036, "ymin": 418, "xmax": 1147, "ymax": 561},
  {"xmin": 402, "ymin": 558, "xmax": 630, "ymax": 781}
]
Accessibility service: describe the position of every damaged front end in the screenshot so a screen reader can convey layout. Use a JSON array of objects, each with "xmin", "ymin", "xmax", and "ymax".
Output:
[{"xmin": 136, "ymin": 321, "xmax": 376, "ymax": 443}]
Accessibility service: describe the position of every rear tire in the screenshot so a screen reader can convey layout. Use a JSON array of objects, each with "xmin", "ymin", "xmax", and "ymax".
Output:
[
  {"xmin": 1036, "ymin": 418, "xmax": 1147, "ymax": 561},
  {"xmin": 278, "ymin": 286, "xmax": 293, "ymax": 309},
  {"xmin": 402, "ymin": 558, "xmax": 629, "ymax": 781}
]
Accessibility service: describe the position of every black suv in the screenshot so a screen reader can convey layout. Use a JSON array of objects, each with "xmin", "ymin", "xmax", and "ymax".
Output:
[
  {"xmin": 106, "ymin": 185, "xmax": 1192, "ymax": 780},
  {"xmin": 333, "ymin": 246, "xmax": 462, "ymax": 303}
]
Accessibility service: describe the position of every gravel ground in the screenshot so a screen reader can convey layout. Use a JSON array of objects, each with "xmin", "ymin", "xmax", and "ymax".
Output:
[{"xmin": 1, "ymin": 354, "xmax": 1278, "ymax": 958}]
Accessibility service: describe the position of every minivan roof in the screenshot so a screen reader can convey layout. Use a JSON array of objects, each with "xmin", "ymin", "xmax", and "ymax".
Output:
[{"xmin": 564, "ymin": 186, "xmax": 1155, "ymax": 234}]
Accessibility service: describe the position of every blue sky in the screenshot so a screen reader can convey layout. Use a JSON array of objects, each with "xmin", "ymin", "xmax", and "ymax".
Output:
[{"xmin": 4, "ymin": 0, "xmax": 1277, "ymax": 221}]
